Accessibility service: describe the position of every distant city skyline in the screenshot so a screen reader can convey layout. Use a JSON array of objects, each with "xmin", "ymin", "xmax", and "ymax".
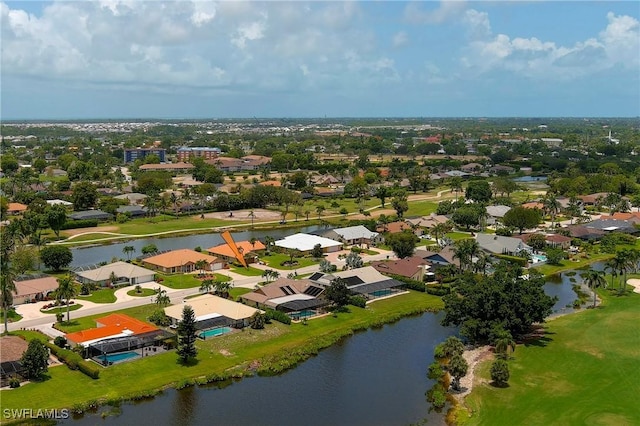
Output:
[{"xmin": 1, "ymin": 1, "xmax": 639, "ymax": 120}]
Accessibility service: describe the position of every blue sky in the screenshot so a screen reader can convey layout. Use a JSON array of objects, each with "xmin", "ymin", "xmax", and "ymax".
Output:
[{"xmin": 1, "ymin": 1, "xmax": 639, "ymax": 119}]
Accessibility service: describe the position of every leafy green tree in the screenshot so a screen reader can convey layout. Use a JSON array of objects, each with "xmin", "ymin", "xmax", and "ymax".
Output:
[
  {"xmin": 427, "ymin": 361, "xmax": 444, "ymax": 380},
  {"xmin": 545, "ymin": 247, "xmax": 565, "ymax": 266},
  {"xmin": 436, "ymin": 336, "xmax": 465, "ymax": 360},
  {"xmin": 451, "ymin": 205, "xmax": 485, "ymax": 230},
  {"xmin": 376, "ymin": 186, "xmax": 389, "ymax": 208},
  {"xmin": 502, "ymin": 207, "xmax": 541, "ymax": 234},
  {"xmin": 46, "ymin": 204, "xmax": 68, "ymax": 238},
  {"xmin": 386, "ymin": 230, "xmax": 418, "ymax": 259},
  {"xmin": 11, "ymin": 245, "xmax": 38, "ymax": 274},
  {"xmin": 55, "ymin": 274, "xmax": 77, "ymax": 323},
  {"xmin": 325, "ymin": 277, "xmax": 351, "ymax": 310},
  {"xmin": 391, "ymin": 190, "xmax": 409, "ymax": 219},
  {"xmin": 311, "ymin": 244, "xmax": 324, "ymax": 259},
  {"xmin": 141, "ymin": 244, "xmax": 158, "ymax": 255},
  {"xmin": 493, "ymin": 329, "xmax": 516, "ymax": 360},
  {"xmin": 442, "ymin": 263, "xmax": 556, "ymax": 342},
  {"xmin": 249, "ymin": 311, "xmax": 266, "ymax": 329},
  {"xmin": 448, "ymin": 353, "xmax": 468, "ymax": 391},
  {"xmin": 155, "ymin": 288, "xmax": 170, "ymax": 307},
  {"xmin": 1, "ymin": 264, "xmax": 17, "ymax": 334},
  {"xmin": 465, "ymin": 180, "xmax": 492, "ymax": 203},
  {"xmin": 176, "ymin": 305, "xmax": 198, "ymax": 363},
  {"xmin": 527, "ymin": 233, "xmax": 547, "ymax": 251},
  {"xmin": 71, "ymin": 181, "xmax": 98, "ymax": 211},
  {"xmin": 584, "ymin": 269, "xmax": 606, "ymax": 308},
  {"xmin": 122, "ymin": 245, "xmax": 136, "ymax": 261},
  {"xmin": 21, "ymin": 339, "xmax": 49, "ymax": 380},
  {"xmin": 40, "ymin": 245, "xmax": 73, "ymax": 271},
  {"xmin": 492, "ymin": 177, "xmax": 518, "ymax": 198},
  {"xmin": 490, "ymin": 359, "xmax": 510, "ymax": 386},
  {"xmin": 453, "ymin": 239, "xmax": 480, "ymax": 272}
]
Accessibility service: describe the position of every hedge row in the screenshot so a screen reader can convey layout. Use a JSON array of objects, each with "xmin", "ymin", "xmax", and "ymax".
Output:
[
  {"xmin": 426, "ymin": 283, "xmax": 451, "ymax": 296},
  {"xmin": 493, "ymin": 254, "xmax": 528, "ymax": 267},
  {"xmin": 60, "ymin": 219, "xmax": 99, "ymax": 230},
  {"xmin": 387, "ymin": 274, "xmax": 427, "ymax": 292},
  {"xmin": 265, "ymin": 309, "xmax": 292, "ymax": 325},
  {"xmin": 46, "ymin": 343, "xmax": 100, "ymax": 379},
  {"xmin": 349, "ymin": 295, "xmax": 367, "ymax": 308}
]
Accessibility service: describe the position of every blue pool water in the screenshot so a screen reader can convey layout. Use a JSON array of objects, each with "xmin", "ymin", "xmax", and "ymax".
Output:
[
  {"xmin": 372, "ymin": 289, "xmax": 393, "ymax": 297},
  {"xmin": 532, "ymin": 254, "xmax": 548, "ymax": 264},
  {"xmin": 100, "ymin": 351, "xmax": 139, "ymax": 363},
  {"xmin": 513, "ymin": 176, "xmax": 547, "ymax": 182},
  {"xmin": 199, "ymin": 327, "xmax": 232, "ymax": 338},
  {"xmin": 289, "ymin": 310, "xmax": 316, "ymax": 320}
]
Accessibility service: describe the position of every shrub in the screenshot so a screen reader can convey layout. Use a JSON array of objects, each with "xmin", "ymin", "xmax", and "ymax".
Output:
[
  {"xmin": 494, "ymin": 254, "xmax": 528, "ymax": 267},
  {"xmin": 349, "ymin": 295, "xmax": 367, "ymax": 308},
  {"xmin": 78, "ymin": 360, "xmax": 101, "ymax": 379},
  {"xmin": 388, "ymin": 274, "xmax": 426, "ymax": 292},
  {"xmin": 60, "ymin": 219, "xmax": 99, "ymax": 230},
  {"xmin": 490, "ymin": 359, "xmax": 510, "ymax": 386},
  {"xmin": 9, "ymin": 378, "xmax": 20, "ymax": 388},
  {"xmin": 54, "ymin": 336, "xmax": 67, "ymax": 348},
  {"xmin": 426, "ymin": 283, "xmax": 451, "ymax": 296},
  {"xmin": 265, "ymin": 309, "xmax": 291, "ymax": 325},
  {"xmin": 148, "ymin": 309, "xmax": 171, "ymax": 326}
]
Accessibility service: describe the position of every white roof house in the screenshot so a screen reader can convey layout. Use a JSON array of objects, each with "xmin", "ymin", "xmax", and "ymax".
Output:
[
  {"xmin": 275, "ymin": 233, "xmax": 343, "ymax": 253},
  {"xmin": 46, "ymin": 199, "xmax": 73, "ymax": 207},
  {"xmin": 164, "ymin": 294, "xmax": 260, "ymax": 324},
  {"xmin": 486, "ymin": 205, "xmax": 512, "ymax": 218},
  {"xmin": 75, "ymin": 261, "xmax": 156, "ymax": 286},
  {"xmin": 331, "ymin": 225, "xmax": 379, "ymax": 243},
  {"xmin": 475, "ymin": 233, "xmax": 532, "ymax": 255}
]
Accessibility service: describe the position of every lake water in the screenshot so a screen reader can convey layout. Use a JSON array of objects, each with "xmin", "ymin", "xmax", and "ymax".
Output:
[
  {"xmin": 70, "ymin": 225, "xmax": 321, "ymax": 268},
  {"xmin": 63, "ymin": 312, "xmax": 456, "ymax": 426}
]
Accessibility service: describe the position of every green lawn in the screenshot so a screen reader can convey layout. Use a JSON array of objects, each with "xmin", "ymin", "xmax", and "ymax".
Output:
[
  {"xmin": 126, "ymin": 288, "xmax": 158, "ymax": 297},
  {"xmin": 460, "ymin": 290, "xmax": 640, "ymax": 425},
  {"xmin": 229, "ymin": 287, "xmax": 252, "ymax": 300},
  {"xmin": 446, "ymin": 231, "xmax": 473, "ymax": 241},
  {"xmin": 229, "ymin": 266, "xmax": 265, "ymax": 276},
  {"xmin": 532, "ymin": 252, "xmax": 614, "ymax": 276},
  {"xmin": 54, "ymin": 304, "xmax": 160, "ymax": 334},
  {"xmin": 260, "ymin": 253, "xmax": 319, "ymax": 270},
  {"xmin": 40, "ymin": 304, "xmax": 83, "ymax": 315},
  {"xmin": 156, "ymin": 274, "xmax": 201, "ymax": 289},
  {"xmin": 3, "ymin": 292, "xmax": 443, "ymax": 414},
  {"xmin": 0, "ymin": 309, "xmax": 23, "ymax": 322},
  {"xmin": 77, "ymin": 288, "xmax": 117, "ymax": 303},
  {"xmin": 407, "ymin": 200, "xmax": 438, "ymax": 216}
]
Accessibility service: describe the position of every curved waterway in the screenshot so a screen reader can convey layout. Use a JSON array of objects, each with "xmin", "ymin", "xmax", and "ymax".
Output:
[
  {"xmin": 64, "ymin": 312, "xmax": 455, "ymax": 426},
  {"xmin": 70, "ymin": 225, "xmax": 321, "ymax": 268}
]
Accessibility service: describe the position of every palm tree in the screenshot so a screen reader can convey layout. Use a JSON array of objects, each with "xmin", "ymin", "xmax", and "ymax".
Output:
[
  {"xmin": 214, "ymin": 281, "xmax": 232, "ymax": 299},
  {"xmin": 1, "ymin": 264, "xmax": 17, "ymax": 334},
  {"xmin": 614, "ymin": 250, "xmax": 633, "ymax": 294},
  {"xmin": 543, "ymin": 194, "xmax": 560, "ymax": 229},
  {"xmin": 453, "ymin": 239, "xmax": 480, "ymax": 272},
  {"xmin": 194, "ymin": 259, "xmax": 208, "ymax": 277},
  {"xmin": 249, "ymin": 237, "xmax": 257, "ymax": 251},
  {"xmin": 304, "ymin": 209, "xmax": 311, "ymax": 221},
  {"xmin": 170, "ymin": 192, "xmax": 180, "ymax": 215},
  {"xmin": 431, "ymin": 222, "xmax": 453, "ymax": 247},
  {"xmin": 450, "ymin": 177, "xmax": 463, "ymax": 203},
  {"xmin": 122, "ymin": 245, "xmax": 136, "ymax": 261},
  {"xmin": 494, "ymin": 330, "xmax": 516, "ymax": 360},
  {"xmin": 316, "ymin": 205, "xmax": 325, "ymax": 221},
  {"xmin": 155, "ymin": 288, "xmax": 170, "ymax": 307},
  {"xmin": 584, "ymin": 269, "xmax": 606, "ymax": 308},
  {"xmin": 264, "ymin": 236, "xmax": 275, "ymax": 254},
  {"xmin": 248, "ymin": 209, "xmax": 255, "ymax": 228},
  {"xmin": 473, "ymin": 251, "xmax": 491, "ymax": 276},
  {"xmin": 200, "ymin": 279, "xmax": 215, "ymax": 294},
  {"xmin": 604, "ymin": 259, "xmax": 618, "ymax": 289},
  {"xmin": 56, "ymin": 275, "xmax": 77, "ymax": 323}
]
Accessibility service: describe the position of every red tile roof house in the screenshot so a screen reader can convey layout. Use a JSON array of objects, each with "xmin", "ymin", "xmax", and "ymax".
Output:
[
  {"xmin": 206, "ymin": 240, "xmax": 266, "ymax": 264},
  {"xmin": 0, "ymin": 335, "xmax": 28, "ymax": 385},
  {"xmin": 376, "ymin": 221, "xmax": 413, "ymax": 234},
  {"xmin": 142, "ymin": 249, "xmax": 226, "ymax": 274},
  {"xmin": 13, "ymin": 275, "xmax": 59, "ymax": 304},
  {"xmin": 65, "ymin": 314, "xmax": 158, "ymax": 348},
  {"xmin": 7, "ymin": 202, "xmax": 28, "ymax": 215},
  {"xmin": 371, "ymin": 256, "xmax": 430, "ymax": 281}
]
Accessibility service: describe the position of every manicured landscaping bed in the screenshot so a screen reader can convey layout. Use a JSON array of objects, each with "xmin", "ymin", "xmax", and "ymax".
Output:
[
  {"xmin": 156, "ymin": 274, "xmax": 201, "ymax": 289},
  {"xmin": 260, "ymin": 253, "xmax": 319, "ymax": 270},
  {"xmin": 0, "ymin": 309, "xmax": 23, "ymax": 323},
  {"xmin": 40, "ymin": 304, "xmax": 83, "ymax": 314},
  {"xmin": 459, "ymin": 290, "xmax": 640, "ymax": 425},
  {"xmin": 54, "ymin": 304, "xmax": 159, "ymax": 334},
  {"xmin": 126, "ymin": 288, "xmax": 158, "ymax": 297},
  {"xmin": 4, "ymin": 291, "xmax": 443, "ymax": 415}
]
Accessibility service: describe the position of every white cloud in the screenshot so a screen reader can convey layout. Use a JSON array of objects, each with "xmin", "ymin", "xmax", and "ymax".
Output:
[
  {"xmin": 393, "ymin": 31, "xmax": 409, "ymax": 48},
  {"xmin": 404, "ymin": 0, "xmax": 467, "ymax": 25},
  {"xmin": 232, "ymin": 20, "xmax": 266, "ymax": 49}
]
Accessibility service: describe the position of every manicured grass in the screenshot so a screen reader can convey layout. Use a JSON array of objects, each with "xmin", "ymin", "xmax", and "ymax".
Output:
[
  {"xmin": 446, "ymin": 231, "xmax": 473, "ymax": 241},
  {"xmin": 126, "ymin": 288, "xmax": 158, "ymax": 297},
  {"xmin": 532, "ymin": 252, "xmax": 613, "ymax": 276},
  {"xmin": 407, "ymin": 200, "xmax": 438, "ymax": 216},
  {"xmin": 54, "ymin": 304, "xmax": 160, "ymax": 334},
  {"xmin": 2, "ymin": 292, "xmax": 443, "ymax": 413},
  {"xmin": 156, "ymin": 274, "xmax": 201, "ymax": 289},
  {"xmin": 229, "ymin": 287, "xmax": 252, "ymax": 300},
  {"xmin": 460, "ymin": 290, "xmax": 640, "ymax": 425},
  {"xmin": 77, "ymin": 288, "xmax": 117, "ymax": 304},
  {"xmin": 40, "ymin": 304, "xmax": 83, "ymax": 314},
  {"xmin": 260, "ymin": 253, "xmax": 319, "ymax": 270},
  {"xmin": 0, "ymin": 309, "xmax": 23, "ymax": 322},
  {"xmin": 229, "ymin": 266, "xmax": 265, "ymax": 276}
]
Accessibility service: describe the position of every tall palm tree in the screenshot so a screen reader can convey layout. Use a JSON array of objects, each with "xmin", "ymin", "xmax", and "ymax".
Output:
[
  {"xmin": 1, "ymin": 264, "xmax": 17, "ymax": 334},
  {"xmin": 122, "ymin": 245, "xmax": 136, "ymax": 261},
  {"xmin": 431, "ymin": 222, "xmax": 453, "ymax": 247},
  {"xmin": 155, "ymin": 288, "xmax": 170, "ymax": 307},
  {"xmin": 248, "ymin": 209, "xmax": 255, "ymax": 228},
  {"xmin": 450, "ymin": 177, "xmax": 463, "ymax": 203},
  {"xmin": 614, "ymin": 250, "xmax": 633, "ymax": 294},
  {"xmin": 170, "ymin": 192, "xmax": 180, "ymax": 215},
  {"xmin": 56, "ymin": 275, "xmax": 77, "ymax": 323},
  {"xmin": 316, "ymin": 205, "xmax": 325, "ymax": 221},
  {"xmin": 194, "ymin": 259, "xmax": 208, "ymax": 277},
  {"xmin": 604, "ymin": 259, "xmax": 618, "ymax": 290},
  {"xmin": 584, "ymin": 269, "xmax": 606, "ymax": 308},
  {"xmin": 543, "ymin": 194, "xmax": 561, "ymax": 229},
  {"xmin": 453, "ymin": 239, "xmax": 480, "ymax": 272},
  {"xmin": 200, "ymin": 279, "xmax": 215, "ymax": 294},
  {"xmin": 304, "ymin": 209, "xmax": 311, "ymax": 221},
  {"xmin": 214, "ymin": 281, "xmax": 232, "ymax": 299}
]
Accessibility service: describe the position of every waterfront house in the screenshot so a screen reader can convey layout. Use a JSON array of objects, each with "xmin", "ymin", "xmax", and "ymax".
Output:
[
  {"xmin": 142, "ymin": 249, "xmax": 225, "ymax": 273},
  {"xmin": 475, "ymin": 233, "xmax": 532, "ymax": 255},
  {"xmin": 371, "ymin": 256, "xmax": 430, "ymax": 281},
  {"xmin": 66, "ymin": 314, "xmax": 159, "ymax": 348},
  {"xmin": 69, "ymin": 210, "xmax": 113, "ymax": 221},
  {"xmin": 240, "ymin": 278, "xmax": 327, "ymax": 314},
  {"xmin": 309, "ymin": 266, "xmax": 405, "ymax": 300},
  {"xmin": 206, "ymin": 240, "xmax": 266, "ymax": 264},
  {"xmin": 74, "ymin": 261, "xmax": 156, "ymax": 287},
  {"xmin": 274, "ymin": 233, "xmax": 343, "ymax": 255},
  {"xmin": 321, "ymin": 225, "xmax": 381, "ymax": 246},
  {"xmin": 13, "ymin": 275, "xmax": 59, "ymax": 304},
  {"xmin": 164, "ymin": 294, "xmax": 260, "ymax": 330},
  {"xmin": 414, "ymin": 246, "xmax": 460, "ymax": 269}
]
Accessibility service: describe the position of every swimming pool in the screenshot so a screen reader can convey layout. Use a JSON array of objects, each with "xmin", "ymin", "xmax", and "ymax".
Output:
[
  {"xmin": 532, "ymin": 254, "xmax": 548, "ymax": 264},
  {"xmin": 100, "ymin": 351, "xmax": 140, "ymax": 364},
  {"xmin": 371, "ymin": 289, "xmax": 393, "ymax": 298},
  {"xmin": 289, "ymin": 310, "xmax": 316, "ymax": 320},
  {"xmin": 199, "ymin": 326, "xmax": 232, "ymax": 339}
]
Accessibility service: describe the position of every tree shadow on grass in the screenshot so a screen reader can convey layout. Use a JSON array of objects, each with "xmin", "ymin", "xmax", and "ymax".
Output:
[
  {"xmin": 177, "ymin": 357, "xmax": 199, "ymax": 367},
  {"xmin": 521, "ymin": 326, "xmax": 555, "ymax": 348},
  {"xmin": 490, "ymin": 381, "xmax": 510, "ymax": 388}
]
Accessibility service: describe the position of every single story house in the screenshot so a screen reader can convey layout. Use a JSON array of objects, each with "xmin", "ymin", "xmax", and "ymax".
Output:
[
  {"xmin": 521, "ymin": 201, "xmax": 544, "ymax": 210},
  {"xmin": 240, "ymin": 278, "xmax": 327, "ymax": 313},
  {"xmin": 13, "ymin": 275, "xmax": 59, "ymax": 305},
  {"xmin": 584, "ymin": 218, "xmax": 639, "ymax": 235},
  {"xmin": 69, "ymin": 210, "xmax": 113, "ymax": 221},
  {"xmin": 114, "ymin": 193, "xmax": 148, "ymax": 205},
  {"xmin": 116, "ymin": 205, "xmax": 148, "ymax": 218},
  {"xmin": 164, "ymin": 294, "xmax": 261, "ymax": 329},
  {"xmin": 489, "ymin": 165, "xmax": 515, "ymax": 175},
  {"xmin": 0, "ymin": 336, "xmax": 28, "ymax": 386},
  {"xmin": 75, "ymin": 261, "xmax": 156, "ymax": 287},
  {"xmin": 460, "ymin": 163, "xmax": 484, "ymax": 173},
  {"xmin": 603, "ymin": 212, "xmax": 640, "ymax": 225},
  {"xmin": 371, "ymin": 256, "xmax": 430, "ymax": 281},
  {"xmin": 565, "ymin": 225, "xmax": 605, "ymax": 241},
  {"xmin": 142, "ymin": 249, "xmax": 225, "ymax": 274},
  {"xmin": 475, "ymin": 233, "xmax": 532, "ymax": 255},
  {"xmin": 321, "ymin": 225, "xmax": 381, "ymax": 246},
  {"xmin": 578, "ymin": 192, "xmax": 610, "ymax": 206},
  {"xmin": 46, "ymin": 199, "xmax": 73, "ymax": 208},
  {"xmin": 545, "ymin": 234, "xmax": 573, "ymax": 249},
  {"xmin": 206, "ymin": 240, "xmax": 266, "ymax": 264},
  {"xmin": 274, "ymin": 233, "xmax": 343, "ymax": 255},
  {"xmin": 405, "ymin": 213, "xmax": 449, "ymax": 230},
  {"xmin": 414, "ymin": 246, "xmax": 460, "ymax": 269},
  {"xmin": 376, "ymin": 221, "xmax": 413, "ymax": 234},
  {"xmin": 309, "ymin": 266, "xmax": 406, "ymax": 300},
  {"xmin": 485, "ymin": 205, "xmax": 512, "ymax": 224},
  {"xmin": 7, "ymin": 203, "xmax": 27, "ymax": 215},
  {"xmin": 66, "ymin": 314, "xmax": 158, "ymax": 348}
]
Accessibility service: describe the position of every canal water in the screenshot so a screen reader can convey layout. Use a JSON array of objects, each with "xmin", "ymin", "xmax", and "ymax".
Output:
[
  {"xmin": 70, "ymin": 225, "xmax": 321, "ymax": 268},
  {"xmin": 64, "ymin": 312, "xmax": 456, "ymax": 426}
]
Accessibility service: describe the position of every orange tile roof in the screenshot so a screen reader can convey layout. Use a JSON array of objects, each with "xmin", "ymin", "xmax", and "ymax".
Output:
[
  {"xmin": 7, "ymin": 202, "xmax": 27, "ymax": 213},
  {"xmin": 207, "ymin": 240, "xmax": 266, "ymax": 258},
  {"xmin": 66, "ymin": 314, "xmax": 157, "ymax": 344},
  {"xmin": 143, "ymin": 249, "xmax": 219, "ymax": 268},
  {"xmin": 521, "ymin": 202, "xmax": 544, "ymax": 209}
]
